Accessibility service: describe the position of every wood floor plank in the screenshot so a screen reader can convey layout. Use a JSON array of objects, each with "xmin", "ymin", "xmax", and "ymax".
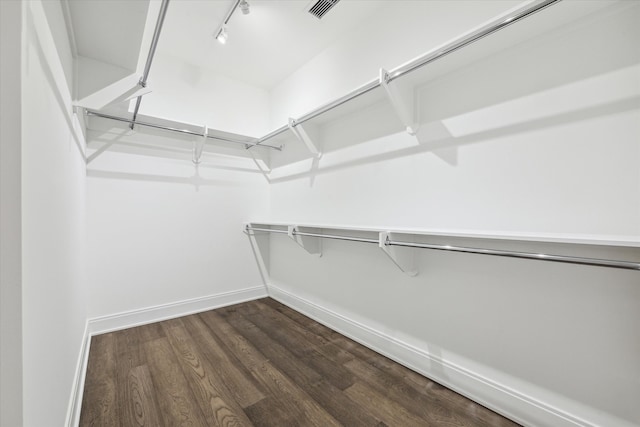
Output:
[
  {"xmin": 79, "ymin": 333, "xmax": 119, "ymax": 427},
  {"xmin": 161, "ymin": 321, "xmax": 255, "ymax": 427},
  {"xmin": 345, "ymin": 381, "xmax": 434, "ymax": 426},
  {"xmin": 251, "ymin": 299, "xmax": 355, "ymax": 364},
  {"xmin": 221, "ymin": 305, "xmax": 385, "ymax": 426},
  {"xmin": 199, "ymin": 310, "xmax": 342, "ymax": 427},
  {"xmin": 144, "ymin": 337, "xmax": 208, "ymax": 426},
  {"xmin": 243, "ymin": 397, "xmax": 299, "ymax": 427},
  {"xmin": 354, "ymin": 349, "xmax": 518, "ymax": 427},
  {"xmin": 122, "ymin": 365, "xmax": 164, "ymax": 427},
  {"xmin": 220, "ymin": 303, "xmax": 355, "ymax": 391},
  {"xmin": 345, "ymin": 356, "xmax": 464, "ymax": 426},
  {"xmin": 181, "ymin": 314, "xmax": 265, "ymax": 408},
  {"xmin": 113, "ymin": 326, "xmax": 167, "ymax": 427}
]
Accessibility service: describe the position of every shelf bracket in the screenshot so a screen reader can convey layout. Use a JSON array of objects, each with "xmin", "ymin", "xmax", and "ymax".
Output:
[
  {"xmin": 379, "ymin": 231, "xmax": 418, "ymax": 276},
  {"xmin": 243, "ymin": 223, "xmax": 271, "ymax": 282},
  {"xmin": 379, "ymin": 68, "xmax": 418, "ymax": 136},
  {"xmin": 289, "ymin": 118, "xmax": 322, "ymax": 158},
  {"xmin": 247, "ymin": 150, "xmax": 271, "ymax": 183},
  {"xmin": 192, "ymin": 125, "xmax": 207, "ymax": 164},
  {"xmin": 289, "ymin": 226, "xmax": 322, "ymax": 257}
]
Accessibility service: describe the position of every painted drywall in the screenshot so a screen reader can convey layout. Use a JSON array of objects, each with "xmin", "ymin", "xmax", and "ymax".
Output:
[
  {"xmin": 86, "ymin": 149, "xmax": 269, "ymax": 320},
  {"xmin": 0, "ymin": 1, "xmax": 24, "ymax": 425},
  {"xmin": 130, "ymin": 52, "xmax": 271, "ymax": 137},
  {"xmin": 20, "ymin": 1, "xmax": 88, "ymax": 426},
  {"xmin": 263, "ymin": 1, "xmax": 640, "ymax": 426}
]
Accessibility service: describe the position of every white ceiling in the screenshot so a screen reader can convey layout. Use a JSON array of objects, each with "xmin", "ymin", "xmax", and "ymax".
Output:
[
  {"xmin": 156, "ymin": 0, "xmax": 387, "ymax": 89},
  {"xmin": 67, "ymin": 0, "xmax": 150, "ymax": 71}
]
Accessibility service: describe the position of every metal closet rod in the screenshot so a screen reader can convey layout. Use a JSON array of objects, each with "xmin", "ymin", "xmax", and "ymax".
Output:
[
  {"xmin": 253, "ymin": 0, "xmax": 560, "ymax": 147},
  {"xmin": 86, "ymin": 111, "xmax": 282, "ymax": 150},
  {"xmin": 245, "ymin": 226, "xmax": 640, "ymax": 271},
  {"xmin": 131, "ymin": 0, "xmax": 171, "ymax": 129}
]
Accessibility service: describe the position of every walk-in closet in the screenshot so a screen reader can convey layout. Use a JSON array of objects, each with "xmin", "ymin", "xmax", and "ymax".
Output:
[{"xmin": 1, "ymin": 0, "xmax": 639, "ymax": 426}]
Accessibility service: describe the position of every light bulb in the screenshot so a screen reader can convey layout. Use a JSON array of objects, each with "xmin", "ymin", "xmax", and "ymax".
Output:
[{"xmin": 216, "ymin": 26, "xmax": 228, "ymax": 44}]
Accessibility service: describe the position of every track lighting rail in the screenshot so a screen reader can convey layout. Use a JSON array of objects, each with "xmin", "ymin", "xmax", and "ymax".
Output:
[{"xmin": 245, "ymin": 225, "xmax": 640, "ymax": 271}]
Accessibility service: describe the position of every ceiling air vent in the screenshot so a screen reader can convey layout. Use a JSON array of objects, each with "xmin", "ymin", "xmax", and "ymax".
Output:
[{"xmin": 308, "ymin": 0, "xmax": 341, "ymax": 19}]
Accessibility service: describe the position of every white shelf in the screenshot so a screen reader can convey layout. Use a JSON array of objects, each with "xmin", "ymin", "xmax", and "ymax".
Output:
[{"xmin": 247, "ymin": 221, "xmax": 640, "ymax": 248}]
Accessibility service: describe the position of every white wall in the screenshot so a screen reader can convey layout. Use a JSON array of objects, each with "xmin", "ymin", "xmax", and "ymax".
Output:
[
  {"xmin": 133, "ymin": 53, "xmax": 271, "ymax": 137},
  {"xmin": 20, "ymin": 1, "xmax": 89, "ymax": 427},
  {"xmin": 86, "ymin": 149, "xmax": 269, "ymax": 321},
  {"xmin": 263, "ymin": 1, "xmax": 640, "ymax": 426},
  {"xmin": 0, "ymin": 1, "xmax": 24, "ymax": 426}
]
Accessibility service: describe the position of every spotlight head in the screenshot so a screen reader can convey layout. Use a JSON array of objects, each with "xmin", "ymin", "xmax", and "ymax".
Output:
[
  {"xmin": 239, "ymin": 0, "xmax": 250, "ymax": 15},
  {"xmin": 216, "ymin": 26, "xmax": 228, "ymax": 44}
]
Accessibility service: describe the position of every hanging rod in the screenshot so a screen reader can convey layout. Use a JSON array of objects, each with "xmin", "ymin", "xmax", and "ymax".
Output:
[
  {"xmin": 245, "ymin": 226, "xmax": 640, "ymax": 271},
  {"xmin": 250, "ymin": 0, "xmax": 560, "ymax": 148},
  {"xmin": 387, "ymin": 0, "xmax": 560, "ymax": 82},
  {"xmin": 86, "ymin": 111, "xmax": 282, "ymax": 150},
  {"xmin": 131, "ymin": 0, "xmax": 170, "ymax": 129}
]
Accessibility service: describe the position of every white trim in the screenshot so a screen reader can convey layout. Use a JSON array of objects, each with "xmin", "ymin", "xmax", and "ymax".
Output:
[
  {"xmin": 88, "ymin": 286, "xmax": 267, "ymax": 335},
  {"xmin": 266, "ymin": 283, "xmax": 635, "ymax": 427},
  {"xmin": 64, "ymin": 321, "xmax": 91, "ymax": 427}
]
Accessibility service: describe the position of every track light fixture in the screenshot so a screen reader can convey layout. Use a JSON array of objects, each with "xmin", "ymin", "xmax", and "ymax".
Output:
[
  {"xmin": 239, "ymin": 0, "xmax": 250, "ymax": 15},
  {"xmin": 216, "ymin": 25, "xmax": 228, "ymax": 44},
  {"xmin": 213, "ymin": 0, "xmax": 250, "ymax": 45}
]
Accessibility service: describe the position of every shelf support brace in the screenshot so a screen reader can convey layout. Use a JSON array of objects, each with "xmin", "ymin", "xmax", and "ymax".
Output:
[
  {"xmin": 247, "ymin": 150, "xmax": 271, "ymax": 183},
  {"xmin": 289, "ymin": 226, "xmax": 322, "ymax": 256},
  {"xmin": 379, "ymin": 231, "xmax": 418, "ymax": 276},
  {"xmin": 379, "ymin": 68, "xmax": 418, "ymax": 136},
  {"xmin": 289, "ymin": 118, "xmax": 322, "ymax": 157},
  {"xmin": 192, "ymin": 125, "xmax": 207, "ymax": 164}
]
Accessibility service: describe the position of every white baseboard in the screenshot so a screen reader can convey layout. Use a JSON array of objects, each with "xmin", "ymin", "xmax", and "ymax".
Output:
[
  {"xmin": 66, "ymin": 285, "xmax": 267, "ymax": 427},
  {"xmin": 88, "ymin": 286, "xmax": 268, "ymax": 335},
  {"xmin": 65, "ymin": 321, "xmax": 91, "ymax": 427},
  {"xmin": 266, "ymin": 283, "xmax": 621, "ymax": 427}
]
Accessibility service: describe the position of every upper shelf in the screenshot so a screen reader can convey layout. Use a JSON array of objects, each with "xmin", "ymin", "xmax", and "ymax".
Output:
[
  {"xmin": 259, "ymin": 0, "xmax": 634, "ymax": 169},
  {"xmin": 247, "ymin": 221, "xmax": 640, "ymax": 248}
]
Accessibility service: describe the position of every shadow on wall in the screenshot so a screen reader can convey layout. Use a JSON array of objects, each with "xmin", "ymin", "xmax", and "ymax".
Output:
[
  {"xmin": 84, "ymin": 126, "xmax": 267, "ymax": 189},
  {"xmin": 86, "ymin": 167, "xmax": 245, "ymax": 191},
  {"xmin": 269, "ymin": 95, "xmax": 640, "ymax": 184},
  {"xmin": 267, "ymin": 1, "xmax": 640, "ymax": 181}
]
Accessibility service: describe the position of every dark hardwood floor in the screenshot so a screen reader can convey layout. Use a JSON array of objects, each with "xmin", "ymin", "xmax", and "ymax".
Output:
[{"xmin": 80, "ymin": 298, "xmax": 519, "ymax": 426}]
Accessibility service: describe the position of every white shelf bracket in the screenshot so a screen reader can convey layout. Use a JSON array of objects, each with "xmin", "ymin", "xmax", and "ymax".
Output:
[
  {"xmin": 379, "ymin": 231, "xmax": 418, "ymax": 276},
  {"xmin": 289, "ymin": 118, "xmax": 322, "ymax": 158},
  {"xmin": 289, "ymin": 226, "xmax": 322, "ymax": 257},
  {"xmin": 379, "ymin": 68, "xmax": 418, "ymax": 136},
  {"xmin": 247, "ymin": 150, "xmax": 271, "ymax": 183},
  {"xmin": 192, "ymin": 125, "xmax": 207, "ymax": 164}
]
